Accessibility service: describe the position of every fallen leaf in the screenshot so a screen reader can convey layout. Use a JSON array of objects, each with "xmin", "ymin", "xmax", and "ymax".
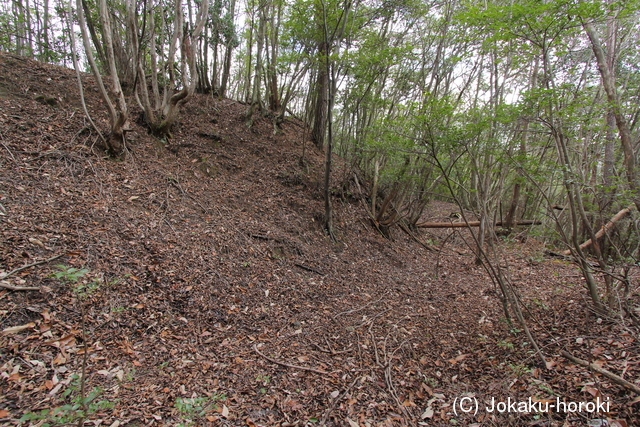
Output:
[
  {"xmin": 0, "ymin": 409, "xmax": 9, "ymax": 417},
  {"xmin": 421, "ymin": 407, "xmax": 434, "ymax": 419},
  {"xmin": 221, "ymin": 405, "xmax": 229, "ymax": 418},
  {"xmin": 448, "ymin": 354, "xmax": 469, "ymax": 364},
  {"xmin": 346, "ymin": 418, "xmax": 359, "ymax": 427},
  {"xmin": 53, "ymin": 353, "xmax": 66, "ymax": 365},
  {"xmin": 29, "ymin": 237, "xmax": 45, "ymax": 247},
  {"xmin": 2, "ymin": 323, "xmax": 35, "ymax": 335},
  {"xmin": 583, "ymin": 385, "xmax": 601, "ymax": 399}
]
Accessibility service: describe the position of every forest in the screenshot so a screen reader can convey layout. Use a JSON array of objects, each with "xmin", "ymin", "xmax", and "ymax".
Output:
[{"xmin": 1, "ymin": 0, "xmax": 640, "ymax": 425}]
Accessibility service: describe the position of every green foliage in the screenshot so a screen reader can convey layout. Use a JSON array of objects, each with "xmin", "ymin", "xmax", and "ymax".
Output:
[
  {"xmin": 18, "ymin": 376, "xmax": 114, "ymax": 426},
  {"xmin": 497, "ymin": 340, "xmax": 515, "ymax": 351},
  {"xmin": 52, "ymin": 265, "xmax": 99, "ymax": 298},
  {"xmin": 507, "ymin": 363, "xmax": 532, "ymax": 377},
  {"xmin": 51, "ymin": 265, "xmax": 89, "ymax": 284},
  {"xmin": 174, "ymin": 394, "xmax": 226, "ymax": 427}
]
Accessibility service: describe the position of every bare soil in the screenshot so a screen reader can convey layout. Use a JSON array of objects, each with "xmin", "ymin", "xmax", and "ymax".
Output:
[{"xmin": 1, "ymin": 52, "xmax": 639, "ymax": 426}]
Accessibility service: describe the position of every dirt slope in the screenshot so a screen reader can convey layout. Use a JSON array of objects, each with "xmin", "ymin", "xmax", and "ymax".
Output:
[{"xmin": 1, "ymin": 52, "xmax": 638, "ymax": 426}]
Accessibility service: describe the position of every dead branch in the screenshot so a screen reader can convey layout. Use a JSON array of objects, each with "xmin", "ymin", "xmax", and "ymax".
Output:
[
  {"xmin": 333, "ymin": 295, "xmax": 387, "ymax": 320},
  {"xmin": 0, "ymin": 253, "xmax": 65, "ymax": 281},
  {"xmin": 294, "ymin": 263, "xmax": 325, "ymax": 276},
  {"xmin": 319, "ymin": 376, "xmax": 359, "ymax": 426},
  {"xmin": 560, "ymin": 350, "xmax": 640, "ymax": 395},
  {"xmin": 253, "ymin": 344, "xmax": 334, "ymax": 376},
  {"xmin": 560, "ymin": 206, "xmax": 632, "ymax": 256},
  {"xmin": 398, "ymin": 221, "xmax": 436, "ymax": 252},
  {"xmin": 0, "ymin": 281, "xmax": 40, "ymax": 291},
  {"xmin": 416, "ymin": 220, "xmax": 541, "ymax": 228}
]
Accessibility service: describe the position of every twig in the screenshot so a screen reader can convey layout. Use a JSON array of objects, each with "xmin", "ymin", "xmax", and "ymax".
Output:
[
  {"xmin": 319, "ymin": 376, "xmax": 359, "ymax": 426},
  {"xmin": 312, "ymin": 338, "xmax": 352, "ymax": 355},
  {"xmin": 333, "ymin": 294, "xmax": 386, "ymax": 320},
  {"xmin": 560, "ymin": 350, "xmax": 640, "ymax": 395},
  {"xmin": 294, "ymin": 263, "xmax": 325, "ymax": 276},
  {"xmin": 0, "ymin": 253, "xmax": 65, "ymax": 281},
  {"xmin": 0, "ymin": 282, "xmax": 40, "ymax": 291},
  {"xmin": 1, "ymin": 138, "xmax": 18, "ymax": 163},
  {"xmin": 253, "ymin": 344, "xmax": 334, "ymax": 376},
  {"xmin": 398, "ymin": 221, "xmax": 436, "ymax": 252}
]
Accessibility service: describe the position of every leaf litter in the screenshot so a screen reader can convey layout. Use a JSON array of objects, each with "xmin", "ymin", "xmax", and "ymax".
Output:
[{"xmin": 0, "ymin": 52, "xmax": 639, "ymax": 426}]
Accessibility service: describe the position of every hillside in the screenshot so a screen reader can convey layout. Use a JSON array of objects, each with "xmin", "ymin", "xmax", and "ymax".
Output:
[{"xmin": 0, "ymin": 52, "xmax": 638, "ymax": 426}]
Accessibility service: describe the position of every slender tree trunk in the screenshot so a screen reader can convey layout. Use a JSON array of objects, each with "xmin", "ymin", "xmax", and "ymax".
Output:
[
  {"xmin": 505, "ymin": 56, "xmax": 538, "ymax": 230},
  {"xmin": 220, "ymin": 0, "xmax": 236, "ymax": 98},
  {"xmin": 584, "ymin": 21, "xmax": 640, "ymax": 213},
  {"xmin": 42, "ymin": 0, "xmax": 51, "ymax": 60},
  {"xmin": 81, "ymin": 0, "xmax": 106, "ymax": 66},
  {"xmin": 601, "ymin": 15, "xmax": 617, "ymax": 212},
  {"xmin": 14, "ymin": 0, "xmax": 26, "ymax": 56},
  {"xmin": 312, "ymin": 41, "xmax": 328, "ymax": 151},
  {"xmin": 25, "ymin": 0, "xmax": 33, "ymax": 56},
  {"xmin": 99, "ymin": 0, "xmax": 128, "ymax": 146},
  {"xmin": 245, "ymin": 2, "xmax": 265, "ymax": 127},
  {"xmin": 244, "ymin": 0, "xmax": 255, "ymax": 103}
]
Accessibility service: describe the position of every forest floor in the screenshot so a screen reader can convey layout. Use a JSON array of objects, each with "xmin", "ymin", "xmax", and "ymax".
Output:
[{"xmin": 0, "ymin": 52, "xmax": 639, "ymax": 427}]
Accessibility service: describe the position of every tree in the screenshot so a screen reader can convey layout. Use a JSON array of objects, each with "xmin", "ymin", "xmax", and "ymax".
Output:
[
  {"xmin": 75, "ymin": 0, "xmax": 129, "ymax": 155},
  {"xmin": 133, "ymin": 0, "xmax": 210, "ymax": 138}
]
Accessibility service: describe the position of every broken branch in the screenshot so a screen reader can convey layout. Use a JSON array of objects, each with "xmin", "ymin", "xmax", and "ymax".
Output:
[
  {"xmin": 560, "ymin": 206, "xmax": 632, "ymax": 256},
  {"xmin": 416, "ymin": 220, "xmax": 541, "ymax": 228},
  {"xmin": 560, "ymin": 350, "xmax": 640, "ymax": 395},
  {"xmin": 0, "ymin": 281, "xmax": 40, "ymax": 291},
  {"xmin": 253, "ymin": 344, "xmax": 334, "ymax": 376},
  {"xmin": 0, "ymin": 253, "xmax": 65, "ymax": 281}
]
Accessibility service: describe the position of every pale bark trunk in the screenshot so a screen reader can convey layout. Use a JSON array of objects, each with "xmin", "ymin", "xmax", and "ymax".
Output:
[
  {"xmin": 584, "ymin": 21, "xmax": 640, "ymax": 213},
  {"xmin": 219, "ymin": 0, "xmax": 236, "ymax": 97}
]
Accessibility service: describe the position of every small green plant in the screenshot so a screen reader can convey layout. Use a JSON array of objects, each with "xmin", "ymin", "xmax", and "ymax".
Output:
[
  {"xmin": 507, "ymin": 363, "xmax": 532, "ymax": 377},
  {"xmin": 256, "ymin": 374, "xmax": 271, "ymax": 384},
  {"xmin": 174, "ymin": 394, "xmax": 225, "ymax": 427},
  {"xmin": 19, "ymin": 376, "xmax": 113, "ymax": 426},
  {"xmin": 123, "ymin": 367, "xmax": 136, "ymax": 383},
  {"xmin": 531, "ymin": 298, "xmax": 550, "ymax": 310},
  {"xmin": 536, "ymin": 382, "xmax": 554, "ymax": 395},
  {"xmin": 242, "ymin": 262, "xmax": 251, "ymax": 268},
  {"xmin": 497, "ymin": 340, "xmax": 515, "ymax": 351},
  {"xmin": 23, "ymin": 265, "xmax": 110, "ymax": 426},
  {"xmin": 256, "ymin": 374, "xmax": 271, "ymax": 394},
  {"xmin": 423, "ymin": 377, "xmax": 438, "ymax": 388},
  {"xmin": 51, "ymin": 265, "xmax": 89, "ymax": 285},
  {"xmin": 527, "ymin": 253, "xmax": 545, "ymax": 264}
]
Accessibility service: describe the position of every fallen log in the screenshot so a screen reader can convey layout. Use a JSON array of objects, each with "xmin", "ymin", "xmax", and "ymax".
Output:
[
  {"xmin": 416, "ymin": 220, "xmax": 541, "ymax": 228},
  {"xmin": 561, "ymin": 205, "xmax": 632, "ymax": 256}
]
